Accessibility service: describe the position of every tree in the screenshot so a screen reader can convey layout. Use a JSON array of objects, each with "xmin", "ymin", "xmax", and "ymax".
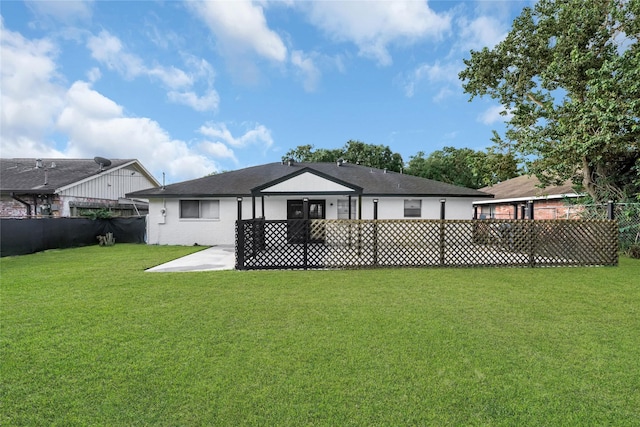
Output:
[
  {"xmin": 459, "ymin": 0, "xmax": 640, "ymax": 202},
  {"xmin": 282, "ymin": 140, "xmax": 404, "ymax": 172},
  {"xmin": 405, "ymin": 146, "xmax": 519, "ymax": 189}
]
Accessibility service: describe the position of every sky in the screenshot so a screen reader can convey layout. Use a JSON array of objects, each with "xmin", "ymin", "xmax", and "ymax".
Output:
[{"xmin": 1, "ymin": 0, "xmax": 532, "ymax": 184}]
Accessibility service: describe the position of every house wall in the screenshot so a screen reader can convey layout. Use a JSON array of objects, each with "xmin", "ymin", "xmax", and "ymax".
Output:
[
  {"xmin": 147, "ymin": 196, "xmax": 476, "ymax": 246},
  {"xmin": 59, "ymin": 166, "xmax": 156, "ymax": 201},
  {"xmin": 0, "ymin": 194, "xmax": 63, "ymax": 217},
  {"xmin": 477, "ymin": 199, "xmax": 582, "ymax": 219}
]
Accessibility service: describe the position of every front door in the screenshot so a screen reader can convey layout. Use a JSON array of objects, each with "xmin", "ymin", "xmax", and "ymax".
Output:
[{"xmin": 287, "ymin": 200, "xmax": 326, "ymax": 243}]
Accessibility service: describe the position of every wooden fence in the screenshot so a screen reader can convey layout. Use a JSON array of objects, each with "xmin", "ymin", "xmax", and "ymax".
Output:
[{"xmin": 236, "ymin": 219, "xmax": 618, "ymax": 270}]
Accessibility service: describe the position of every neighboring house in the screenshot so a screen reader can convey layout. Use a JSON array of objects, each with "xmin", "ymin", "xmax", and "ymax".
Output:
[
  {"xmin": 473, "ymin": 175, "xmax": 583, "ymax": 220},
  {"xmin": 127, "ymin": 160, "xmax": 493, "ymax": 246},
  {"xmin": 1, "ymin": 158, "xmax": 160, "ymax": 218}
]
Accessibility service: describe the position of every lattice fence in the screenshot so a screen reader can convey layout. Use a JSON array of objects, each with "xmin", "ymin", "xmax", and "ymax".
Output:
[{"xmin": 236, "ymin": 219, "xmax": 618, "ymax": 270}]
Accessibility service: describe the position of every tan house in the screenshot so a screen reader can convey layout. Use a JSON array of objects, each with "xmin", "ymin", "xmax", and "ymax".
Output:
[
  {"xmin": 0, "ymin": 158, "xmax": 159, "ymax": 217},
  {"xmin": 474, "ymin": 175, "xmax": 583, "ymax": 219}
]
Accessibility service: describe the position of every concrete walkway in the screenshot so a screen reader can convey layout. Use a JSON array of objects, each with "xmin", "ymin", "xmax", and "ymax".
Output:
[{"xmin": 146, "ymin": 245, "xmax": 236, "ymax": 272}]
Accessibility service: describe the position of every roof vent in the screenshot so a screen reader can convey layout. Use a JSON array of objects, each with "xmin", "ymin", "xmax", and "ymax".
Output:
[
  {"xmin": 35, "ymin": 159, "xmax": 43, "ymax": 169},
  {"xmin": 337, "ymin": 159, "xmax": 343, "ymax": 167},
  {"xmin": 384, "ymin": 168, "xmax": 387, "ymax": 174},
  {"xmin": 287, "ymin": 158, "xmax": 294, "ymax": 166}
]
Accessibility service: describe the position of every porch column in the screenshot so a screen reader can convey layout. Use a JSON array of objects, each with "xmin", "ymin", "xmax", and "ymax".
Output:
[
  {"xmin": 439, "ymin": 199, "xmax": 446, "ymax": 220},
  {"xmin": 237, "ymin": 197, "xmax": 243, "ymax": 220},
  {"xmin": 373, "ymin": 199, "xmax": 378, "ymax": 220},
  {"xmin": 251, "ymin": 195, "xmax": 256, "ymax": 219}
]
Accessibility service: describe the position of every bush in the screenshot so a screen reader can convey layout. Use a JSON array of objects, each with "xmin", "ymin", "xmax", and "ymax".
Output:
[{"xmin": 626, "ymin": 244, "xmax": 640, "ymax": 259}]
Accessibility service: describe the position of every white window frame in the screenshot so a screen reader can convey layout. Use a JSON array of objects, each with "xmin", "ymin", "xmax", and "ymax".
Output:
[
  {"xmin": 179, "ymin": 200, "xmax": 220, "ymax": 220},
  {"xmin": 404, "ymin": 199, "xmax": 422, "ymax": 218}
]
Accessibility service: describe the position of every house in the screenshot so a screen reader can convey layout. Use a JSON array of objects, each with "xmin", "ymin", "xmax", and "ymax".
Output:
[
  {"xmin": 1, "ymin": 157, "xmax": 160, "ymax": 218},
  {"xmin": 127, "ymin": 160, "xmax": 493, "ymax": 246},
  {"xmin": 473, "ymin": 175, "xmax": 583, "ymax": 220}
]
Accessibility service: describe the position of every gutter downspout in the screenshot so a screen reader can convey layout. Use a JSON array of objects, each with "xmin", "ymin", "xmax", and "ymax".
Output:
[{"xmin": 11, "ymin": 193, "xmax": 33, "ymax": 217}]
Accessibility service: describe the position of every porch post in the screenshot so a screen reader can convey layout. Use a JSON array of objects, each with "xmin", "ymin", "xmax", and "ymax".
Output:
[
  {"xmin": 473, "ymin": 205, "xmax": 478, "ymax": 220},
  {"xmin": 440, "ymin": 198, "xmax": 446, "ymax": 220},
  {"xmin": 373, "ymin": 199, "xmax": 378, "ymax": 220},
  {"xmin": 251, "ymin": 195, "xmax": 256, "ymax": 219},
  {"xmin": 527, "ymin": 200, "xmax": 534, "ymax": 220},
  {"xmin": 236, "ymin": 197, "xmax": 244, "ymax": 270}
]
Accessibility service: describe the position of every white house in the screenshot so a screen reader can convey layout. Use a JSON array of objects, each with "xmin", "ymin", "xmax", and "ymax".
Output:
[
  {"xmin": 0, "ymin": 158, "xmax": 159, "ymax": 217},
  {"xmin": 128, "ymin": 161, "xmax": 493, "ymax": 246}
]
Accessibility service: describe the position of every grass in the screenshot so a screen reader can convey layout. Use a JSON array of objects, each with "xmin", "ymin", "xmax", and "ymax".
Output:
[{"xmin": 1, "ymin": 244, "xmax": 639, "ymax": 426}]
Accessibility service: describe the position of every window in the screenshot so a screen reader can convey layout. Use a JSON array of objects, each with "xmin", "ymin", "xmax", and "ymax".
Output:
[
  {"xmin": 180, "ymin": 200, "xmax": 219, "ymax": 219},
  {"xmin": 337, "ymin": 199, "xmax": 357, "ymax": 219},
  {"xmin": 404, "ymin": 199, "xmax": 421, "ymax": 218}
]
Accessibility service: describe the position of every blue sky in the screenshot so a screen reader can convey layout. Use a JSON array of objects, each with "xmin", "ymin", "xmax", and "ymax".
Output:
[{"xmin": 1, "ymin": 0, "xmax": 530, "ymax": 184}]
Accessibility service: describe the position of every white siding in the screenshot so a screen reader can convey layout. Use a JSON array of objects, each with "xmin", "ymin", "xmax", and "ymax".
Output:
[
  {"xmin": 261, "ymin": 172, "xmax": 356, "ymax": 193},
  {"xmin": 148, "ymin": 195, "xmax": 476, "ymax": 246},
  {"xmin": 59, "ymin": 166, "xmax": 156, "ymax": 200}
]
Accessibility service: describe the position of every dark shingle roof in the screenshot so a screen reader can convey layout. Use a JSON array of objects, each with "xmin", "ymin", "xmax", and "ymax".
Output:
[
  {"xmin": 128, "ymin": 162, "xmax": 492, "ymax": 198},
  {"xmin": 479, "ymin": 175, "xmax": 580, "ymax": 200},
  {"xmin": 1, "ymin": 158, "xmax": 138, "ymax": 194}
]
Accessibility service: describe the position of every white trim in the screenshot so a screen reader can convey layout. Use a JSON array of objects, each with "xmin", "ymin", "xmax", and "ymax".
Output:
[{"xmin": 473, "ymin": 193, "xmax": 583, "ymax": 205}]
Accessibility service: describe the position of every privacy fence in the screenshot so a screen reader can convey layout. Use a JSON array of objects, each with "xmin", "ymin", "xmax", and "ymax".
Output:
[
  {"xmin": 0, "ymin": 217, "xmax": 146, "ymax": 257},
  {"xmin": 236, "ymin": 219, "xmax": 618, "ymax": 270}
]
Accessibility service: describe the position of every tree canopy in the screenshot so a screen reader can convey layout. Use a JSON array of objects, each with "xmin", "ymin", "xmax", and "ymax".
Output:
[
  {"xmin": 282, "ymin": 140, "xmax": 404, "ymax": 172},
  {"xmin": 405, "ymin": 146, "xmax": 519, "ymax": 189},
  {"xmin": 459, "ymin": 0, "xmax": 640, "ymax": 202}
]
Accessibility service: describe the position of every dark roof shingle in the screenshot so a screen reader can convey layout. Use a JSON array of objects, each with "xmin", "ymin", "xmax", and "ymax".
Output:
[
  {"xmin": 128, "ymin": 162, "xmax": 492, "ymax": 198},
  {"xmin": 1, "ymin": 158, "xmax": 136, "ymax": 193}
]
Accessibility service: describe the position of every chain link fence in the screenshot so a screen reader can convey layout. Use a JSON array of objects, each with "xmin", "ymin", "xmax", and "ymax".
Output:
[{"xmin": 569, "ymin": 203, "xmax": 640, "ymax": 250}]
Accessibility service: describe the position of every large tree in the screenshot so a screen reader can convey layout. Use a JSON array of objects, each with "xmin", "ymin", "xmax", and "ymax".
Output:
[
  {"xmin": 459, "ymin": 0, "xmax": 640, "ymax": 202},
  {"xmin": 283, "ymin": 140, "xmax": 404, "ymax": 172},
  {"xmin": 405, "ymin": 146, "xmax": 519, "ymax": 189}
]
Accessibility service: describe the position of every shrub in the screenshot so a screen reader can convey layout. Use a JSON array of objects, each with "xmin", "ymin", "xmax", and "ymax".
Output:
[{"xmin": 626, "ymin": 244, "xmax": 640, "ymax": 259}]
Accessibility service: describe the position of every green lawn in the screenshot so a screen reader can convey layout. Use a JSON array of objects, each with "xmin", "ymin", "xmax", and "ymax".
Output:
[{"xmin": 1, "ymin": 245, "xmax": 639, "ymax": 426}]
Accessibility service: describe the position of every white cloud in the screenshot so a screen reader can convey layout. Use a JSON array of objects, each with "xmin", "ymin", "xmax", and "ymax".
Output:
[
  {"xmin": 291, "ymin": 50, "xmax": 321, "ymax": 92},
  {"xmin": 168, "ymin": 90, "xmax": 220, "ymax": 112},
  {"xmin": 478, "ymin": 105, "xmax": 513, "ymax": 125},
  {"xmin": 200, "ymin": 141, "xmax": 237, "ymax": 161},
  {"xmin": 402, "ymin": 60, "xmax": 462, "ymax": 98},
  {"xmin": 25, "ymin": 0, "xmax": 93, "ymax": 23},
  {"xmin": 0, "ymin": 20, "xmax": 66, "ymax": 157},
  {"xmin": 457, "ymin": 15, "xmax": 508, "ymax": 52},
  {"xmin": 187, "ymin": 0, "xmax": 287, "ymax": 63},
  {"xmin": 304, "ymin": 1, "xmax": 451, "ymax": 66},
  {"xmin": 86, "ymin": 30, "xmax": 219, "ymax": 111},
  {"xmin": 198, "ymin": 122, "xmax": 274, "ymax": 149},
  {"xmin": 57, "ymin": 81, "xmax": 216, "ymax": 180}
]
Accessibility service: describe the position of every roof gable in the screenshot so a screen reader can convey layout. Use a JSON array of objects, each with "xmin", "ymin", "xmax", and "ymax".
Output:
[{"xmin": 254, "ymin": 168, "xmax": 362, "ymax": 195}]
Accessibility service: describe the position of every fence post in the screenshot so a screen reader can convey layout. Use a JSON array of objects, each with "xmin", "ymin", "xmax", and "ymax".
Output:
[
  {"xmin": 373, "ymin": 199, "xmax": 378, "ymax": 266},
  {"xmin": 236, "ymin": 220, "xmax": 245, "ymax": 270},
  {"xmin": 607, "ymin": 200, "xmax": 615, "ymax": 220},
  {"xmin": 303, "ymin": 198, "xmax": 309, "ymax": 270},
  {"xmin": 439, "ymin": 199, "xmax": 446, "ymax": 266}
]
